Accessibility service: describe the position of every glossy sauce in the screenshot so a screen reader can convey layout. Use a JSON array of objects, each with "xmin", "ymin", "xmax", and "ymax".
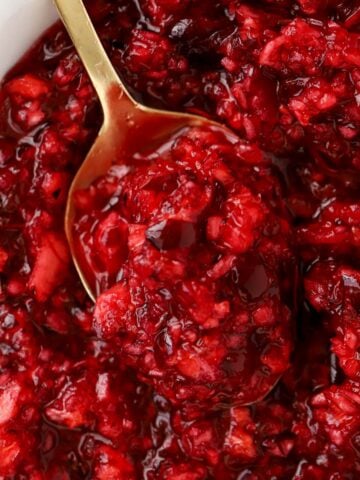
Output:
[{"xmin": 0, "ymin": 0, "xmax": 360, "ymax": 478}]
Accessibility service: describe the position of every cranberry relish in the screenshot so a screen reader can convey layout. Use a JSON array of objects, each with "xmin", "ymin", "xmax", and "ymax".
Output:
[
  {"xmin": 73, "ymin": 126, "xmax": 295, "ymax": 411},
  {"xmin": 0, "ymin": 0, "xmax": 359, "ymax": 478}
]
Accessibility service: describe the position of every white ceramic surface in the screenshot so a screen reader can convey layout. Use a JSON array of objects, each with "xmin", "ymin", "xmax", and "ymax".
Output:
[{"xmin": 0, "ymin": 0, "xmax": 58, "ymax": 80}]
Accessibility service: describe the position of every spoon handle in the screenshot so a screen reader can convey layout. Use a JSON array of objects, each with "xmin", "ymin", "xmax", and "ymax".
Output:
[{"xmin": 53, "ymin": 0, "xmax": 132, "ymax": 115}]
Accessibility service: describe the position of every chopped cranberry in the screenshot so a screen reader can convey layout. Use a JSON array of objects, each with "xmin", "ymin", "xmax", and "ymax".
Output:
[
  {"xmin": 0, "ymin": 0, "xmax": 360, "ymax": 477},
  {"xmin": 28, "ymin": 232, "xmax": 70, "ymax": 302}
]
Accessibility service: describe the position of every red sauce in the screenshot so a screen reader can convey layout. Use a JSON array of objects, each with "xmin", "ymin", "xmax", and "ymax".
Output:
[
  {"xmin": 73, "ymin": 125, "xmax": 296, "ymax": 411},
  {"xmin": 0, "ymin": 0, "xmax": 360, "ymax": 478}
]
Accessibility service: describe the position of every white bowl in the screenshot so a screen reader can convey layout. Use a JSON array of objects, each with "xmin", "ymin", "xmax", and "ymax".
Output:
[{"xmin": 0, "ymin": 0, "xmax": 58, "ymax": 80}]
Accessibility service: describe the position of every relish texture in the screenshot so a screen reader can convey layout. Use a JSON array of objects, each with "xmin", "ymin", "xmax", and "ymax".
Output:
[{"xmin": 0, "ymin": 0, "xmax": 360, "ymax": 478}]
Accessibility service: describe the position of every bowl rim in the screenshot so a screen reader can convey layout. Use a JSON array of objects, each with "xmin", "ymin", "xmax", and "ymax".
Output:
[{"xmin": 0, "ymin": 0, "xmax": 58, "ymax": 80}]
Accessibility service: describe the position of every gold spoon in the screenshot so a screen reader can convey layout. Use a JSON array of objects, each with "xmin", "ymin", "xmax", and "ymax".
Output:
[{"xmin": 54, "ymin": 0, "xmax": 239, "ymax": 302}]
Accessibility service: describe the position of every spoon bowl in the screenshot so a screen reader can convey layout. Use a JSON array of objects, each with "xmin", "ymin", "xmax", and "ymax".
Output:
[{"xmin": 54, "ymin": 0, "xmax": 239, "ymax": 301}]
